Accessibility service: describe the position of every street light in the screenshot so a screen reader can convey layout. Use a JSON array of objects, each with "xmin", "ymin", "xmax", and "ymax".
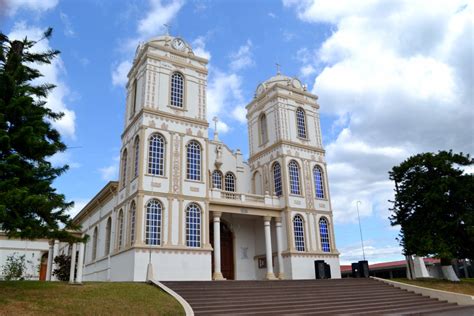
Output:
[{"xmin": 356, "ymin": 200, "xmax": 366, "ymax": 261}]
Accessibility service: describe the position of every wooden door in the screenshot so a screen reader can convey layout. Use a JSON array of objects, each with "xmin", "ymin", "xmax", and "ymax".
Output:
[{"xmin": 210, "ymin": 222, "xmax": 234, "ymax": 280}]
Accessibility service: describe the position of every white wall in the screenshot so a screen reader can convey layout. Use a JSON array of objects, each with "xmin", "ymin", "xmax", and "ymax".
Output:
[{"xmin": 0, "ymin": 238, "xmax": 48, "ymax": 280}]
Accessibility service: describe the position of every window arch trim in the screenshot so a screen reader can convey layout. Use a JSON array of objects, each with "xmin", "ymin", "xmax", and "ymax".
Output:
[
  {"xmin": 148, "ymin": 133, "xmax": 166, "ymax": 176},
  {"xmin": 293, "ymin": 214, "xmax": 306, "ymax": 252},
  {"xmin": 224, "ymin": 172, "xmax": 236, "ymax": 192},
  {"xmin": 313, "ymin": 164, "xmax": 325, "ymax": 199},
  {"xmin": 186, "ymin": 140, "xmax": 202, "ymax": 181},
  {"xmin": 272, "ymin": 162, "xmax": 282, "ymax": 196},
  {"xmin": 212, "ymin": 170, "xmax": 223, "ymax": 189},
  {"xmin": 296, "ymin": 107, "xmax": 307, "ymax": 139},
  {"xmin": 170, "ymin": 71, "xmax": 185, "ymax": 108},
  {"xmin": 145, "ymin": 199, "xmax": 163, "ymax": 246},
  {"xmin": 288, "ymin": 159, "xmax": 301, "ymax": 195},
  {"xmin": 319, "ymin": 217, "xmax": 331, "ymax": 252},
  {"xmin": 185, "ymin": 202, "xmax": 202, "ymax": 248}
]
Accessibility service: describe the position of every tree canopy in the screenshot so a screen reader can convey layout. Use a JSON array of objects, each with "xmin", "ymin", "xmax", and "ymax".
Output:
[
  {"xmin": 0, "ymin": 28, "xmax": 80, "ymax": 241},
  {"xmin": 389, "ymin": 150, "xmax": 474, "ymax": 263}
]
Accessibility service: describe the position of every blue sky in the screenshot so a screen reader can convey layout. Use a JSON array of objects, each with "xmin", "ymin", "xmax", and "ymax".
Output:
[{"xmin": 2, "ymin": 0, "xmax": 472, "ymax": 264}]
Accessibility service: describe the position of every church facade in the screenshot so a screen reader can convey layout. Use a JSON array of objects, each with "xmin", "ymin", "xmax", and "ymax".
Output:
[{"xmin": 74, "ymin": 35, "xmax": 341, "ymax": 281}]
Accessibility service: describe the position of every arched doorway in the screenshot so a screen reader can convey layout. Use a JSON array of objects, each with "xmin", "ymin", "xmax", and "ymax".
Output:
[
  {"xmin": 39, "ymin": 252, "xmax": 48, "ymax": 281},
  {"xmin": 210, "ymin": 221, "xmax": 234, "ymax": 280}
]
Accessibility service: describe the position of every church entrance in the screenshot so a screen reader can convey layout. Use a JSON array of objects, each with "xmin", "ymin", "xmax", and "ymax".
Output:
[{"xmin": 210, "ymin": 221, "xmax": 234, "ymax": 280}]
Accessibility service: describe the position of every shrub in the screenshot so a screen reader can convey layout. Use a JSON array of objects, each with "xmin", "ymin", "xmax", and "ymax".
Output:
[
  {"xmin": 52, "ymin": 254, "xmax": 72, "ymax": 281},
  {"xmin": 2, "ymin": 253, "xmax": 27, "ymax": 280}
]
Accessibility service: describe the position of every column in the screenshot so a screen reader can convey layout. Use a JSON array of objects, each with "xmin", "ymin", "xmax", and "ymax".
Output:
[
  {"xmin": 212, "ymin": 212, "xmax": 225, "ymax": 280},
  {"xmin": 46, "ymin": 242, "xmax": 53, "ymax": 281},
  {"xmin": 263, "ymin": 216, "xmax": 277, "ymax": 280},
  {"xmin": 76, "ymin": 242, "xmax": 85, "ymax": 284},
  {"xmin": 275, "ymin": 218, "xmax": 285, "ymax": 279},
  {"xmin": 413, "ymin": 256, "xmax": 431, "ymax": 278},
  {"xmin": 69, "ymin": 243, "xmax": 77, "ymax": 284},
  {"xmin": 51, "ymin": 240, "xmax": 59, "ymax": 281}
]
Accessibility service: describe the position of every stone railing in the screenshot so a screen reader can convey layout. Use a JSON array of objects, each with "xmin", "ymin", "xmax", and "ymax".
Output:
[{"xmin": 210, "ymin": 189, "xmax": 282, "ymax": 208}]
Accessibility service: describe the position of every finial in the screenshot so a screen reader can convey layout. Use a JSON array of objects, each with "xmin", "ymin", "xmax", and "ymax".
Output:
[
  {"xmin": 212, "ymin": 116, "xmax": 219, "ymax": 141},
  {"xmin": 275, "ymin": 62, "xmax": 281, "ymax": 75},
  {"xmin": 163, "ymin": 24, "xmax": 170, "ymax": 35}
]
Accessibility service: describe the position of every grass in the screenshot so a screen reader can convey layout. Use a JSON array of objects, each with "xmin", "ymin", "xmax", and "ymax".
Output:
[
  {"xmin": 393, "ymin": 278, "xmax": 474, "ymax": 296},
  {"xmin": 0, "ymin": 281, "xmax": 184, "ymax": 316}
]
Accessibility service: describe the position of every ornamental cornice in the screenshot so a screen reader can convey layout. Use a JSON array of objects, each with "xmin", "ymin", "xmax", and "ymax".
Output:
[
  {"xmin": 281, "ymin": 251, "xmax": 340, "ymax": 258},
  {"xmin": 73, "ymin": 181, "xmax": 118, "ymax": 224},
  {"xmin": 248, "ymin": 140, "xmax": 325, "ymax": 163}
]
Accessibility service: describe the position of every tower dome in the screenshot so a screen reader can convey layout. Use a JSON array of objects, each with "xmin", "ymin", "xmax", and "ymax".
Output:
[{"xmin": 255, "ymin": 73, "xmax": 304, "ymax": 97}]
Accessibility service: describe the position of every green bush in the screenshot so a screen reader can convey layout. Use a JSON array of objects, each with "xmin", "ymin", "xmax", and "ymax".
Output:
[
  {"xmin": 2, "ymin": 253, "xmax": 27, "ymax": 280},
  {"xmin": 52, "ymin": 254, "xmax": 72, "ymax": 281}
]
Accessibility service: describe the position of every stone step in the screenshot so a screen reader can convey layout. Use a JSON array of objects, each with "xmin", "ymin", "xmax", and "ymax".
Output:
[{"xmin": 191, "ymin": 294, "xmax": 434, "ymax": 313}]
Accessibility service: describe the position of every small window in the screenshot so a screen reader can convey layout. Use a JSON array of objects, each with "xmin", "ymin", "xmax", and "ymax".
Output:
[
  {"xmin": 225, "ymin": 172, "xmax": 236, "ymax": 192},
  {"xmin": 117, "ymin": 209, "xmax": 124, "ymax": 249},
  {"xmin": 187, "ymin": 141, "xmax": 201, "ymax": 181},
  {"xmin": 146, "ymin": 199, "xmax": 162, "ymax": 245},
  {"xmin": 186, "ymin": 203, "xmax": 201, "ymax": 247},
  {"xmin": 130, "ymin": 202, "xmax": 136, "ymax": 245},
  {"xmin": 296, "ymin": 108, "xmax": 307, "ymax": 138},
  {"xmin": 121, "ymin": 150, "xmax": 128, "ymax": 187},
  {"xmin": 319, "ymin": 217, "xmax": 331, "ymax": 252},
  {"xmin": 260, "ymin": 113, "xmax": 268, "ymax": 144},
  {"xmin": 212, "ymin": 170, "xmax": 223, "ymax": 189},
  {"xmin": 133, "ymin": 137, "xmax": 140, "ymax": 178},
  {"xmin": 293, "ymin": 215, "xmax": 305, "ymax": 251},
  {"xmin": 313, "ymin": 166, "xmax": 325, "ymax": 199},
  {"xmin": 170, "ymin": 72, "xmax": 184, "ymax": 108},
  {"xmin": 105, "ymin": 217, "xmax": 112, "ymax": 255},
  {"xmin": 273, "ymin": 162, "xmax": 282, "ymax": 196},
  {"xmin": 130, "ymin": 79, "xmax": 138, "ymax": 118},
  {"xmin": 92, "ymin": 227, "xmax": 98, "ymax": 260},
  {"xmin": 148, "ymin": 134, "xmax": 165, "ymax": 176},
  {"xmin": 288, "ymin": 160, "xmax": 301, "ymax": 195}
]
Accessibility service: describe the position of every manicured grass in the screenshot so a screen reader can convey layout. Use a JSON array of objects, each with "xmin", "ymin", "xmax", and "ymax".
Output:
[
  {"xmin": 393, "ymin": 278, "xmax": 474, "ymax": 296},
  {"xmin": 0, "ymin": 281, "xmax": 184, "ymax": 315}
]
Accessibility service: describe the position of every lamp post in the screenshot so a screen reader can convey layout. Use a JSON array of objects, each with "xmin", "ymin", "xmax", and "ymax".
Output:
[{"xmin": 356, "ymin": 200, "xmax": 366, "ymax": 261}]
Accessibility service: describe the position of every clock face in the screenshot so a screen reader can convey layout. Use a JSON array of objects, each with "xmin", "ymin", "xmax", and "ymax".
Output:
[
  {"xmin": 172, "ymin": 38, "xmax": 186, "ymax": 51},
  {"xmin": 292, "ymin": 79, "xmax": 302, "ymax": 89},
  {"xmin": 256, "ymin": 84, "xmax": 265, "ymax": 95}
]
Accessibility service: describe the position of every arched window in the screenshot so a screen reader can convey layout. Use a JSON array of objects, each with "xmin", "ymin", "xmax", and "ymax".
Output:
[
  {"xmin": 121, "ymin": 149, "xmax": 128, "ymax": 187},
  {"xmin": 117, "ymin": 209, "xmax": 124, "ymax": 249},
  {"xmin": 133, "ymin": 137, "xmax": 140, "ymax": 178},
  {"xmin": 186, "ymin": 203, "xmax": 201, "ymax": 247},
  {"xmin": 187, "ymin": 141, "xmax": 201, "ymax": 181},
  {"xmin": 319, "ymin": 217, "xmax": 331, "ymax": 252},
  {"xmin": 146, "ymin": 199, "xmax": 162, "ymax": 245},
  {"xmin": 92, "ymin": 227, "xmax": 98, "ymax": 260},
  {"xmin": 260, "ymin": 113, "xmax": 268, "ymax": 144},
  {"xmin": 148, "ymin": 134, "xmax": 165, "ymax": 176},
  {"xmin": 105, "ymin": 217, "xmax": 111, "ymax": 255},
  {"xmin": 288, "ymin": 160, "xmax": 301, "ymax": 195},
  {"xmin": 129, "ymin": 202, "xmax": 136, "ymax": 246},
  {"xmin": 296, "ymin": 108, "xmax": 307, "ymax": 138},
  {"xmin": 252, "ymin": 171, "xmax": 262, "ymax": 195},
  {"xmin": 170, "ymin": 72, "xmax": 184, "ymax": 108},
  {"xmin": 225, "ymin": 172, "xmax": 236, "ymax": 192},
  {"xmin": 273, "ymin": 162, "xmax": 282, "ymax": 196},
  {"xmin": 212, "ymin": 170, "xmax": 223, "ymax": 189},
  {"xmin": 313, "ymin": 166, "xmax": 325, "ymax": 199},
  {"xmin": 293, "ymin": 215, "xmax": 305, "ymax": 251}
]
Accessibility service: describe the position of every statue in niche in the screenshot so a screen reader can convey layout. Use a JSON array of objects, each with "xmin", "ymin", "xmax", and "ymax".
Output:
[{"xmin": 215, "ymin": 144, "xmax": 223, "ymax": 169}]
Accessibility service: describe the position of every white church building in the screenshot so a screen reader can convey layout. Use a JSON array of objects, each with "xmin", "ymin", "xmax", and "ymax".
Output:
[{"xmin": 73, "ymin": 35, "xmax": 341, "ymax": 282}]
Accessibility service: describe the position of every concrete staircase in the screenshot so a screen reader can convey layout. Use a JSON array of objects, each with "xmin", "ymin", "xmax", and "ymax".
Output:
[{"xmin": 163, "ymin": 278, "xmax": 474, "ymax": 315}]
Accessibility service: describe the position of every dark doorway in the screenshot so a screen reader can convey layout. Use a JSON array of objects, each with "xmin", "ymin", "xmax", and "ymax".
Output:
[
  {"xmin": 39, "ymin": 252, "xmax": 48, "ymax": 281},
  {"xmin": 210, "ymin": 221, "xmax": 234, "ymax": 280}
]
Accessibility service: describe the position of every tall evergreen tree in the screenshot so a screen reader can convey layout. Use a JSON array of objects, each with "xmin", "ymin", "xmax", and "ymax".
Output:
[
  {"xmin": 0, "ymin": 28, "xmax": 79, "ymax": 241},
  {"xmin": 389, "ymin": 150, "xmax": 474, "ymax": 278}
]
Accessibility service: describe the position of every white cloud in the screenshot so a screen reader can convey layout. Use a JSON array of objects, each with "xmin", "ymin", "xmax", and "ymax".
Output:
[
  {"xmin": 285, "ymin": 0, "xmax": 474, "ymax": 225},
  {"xmin": 137, "ymin": 0, "xmax": 184, "ymax": 38},
  {"xmin": 192, "ymin": 36, "xmax": 211, "ymax": 60},
  {"xmin": 232, "ymin": 106, "xmax": 247, "ymax": 124},
  {"xmin": 49, "ymin": 151, "xmax": 81, "ymax": 169},
  {"xmin": 207, "ymin": 70, "xmax": 244, "ymax": 123},
  {"xmin": 99, "ymin": 155, "xmax": 120, "ymax": 181},
  {"xmin": 112, "ymin": 61, "xmax": 132, "ymax": 87},
  {"xmin": 69, "ymin": 199, "xmax": 89, "ymax": 218},
  {"xmin": 268, "ymin": 12, "xmax": 277, "ymax": 18},
  {"xmin": 300, "ymin": 64, "xmax": 316, "ymax": 78},
  {"xmin": 229, "ymin": 40, "xmax": 254, "ymax": 71},
  {"xmin": 2, "ymin": 0, "xmax": 58, "ymax": 16},
  {"xmin": 8, "ymin": 22, "xmax": 77, "ymax": 139},
  {"xmin": 339, "ymin": 241, "xmax": 404, "ymax": 265},
  {"xmin": 112, "ymin": 0, "xmax": 185, "ymax": 87},
  {"xmin": 59, "ymin": 12, "xmax": 75, "ymax": 37}
]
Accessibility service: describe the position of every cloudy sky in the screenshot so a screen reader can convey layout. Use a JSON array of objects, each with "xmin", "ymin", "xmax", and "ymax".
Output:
[{"xmin": 1, "ymin": 0, "xmax": 472, "ymax": 264}]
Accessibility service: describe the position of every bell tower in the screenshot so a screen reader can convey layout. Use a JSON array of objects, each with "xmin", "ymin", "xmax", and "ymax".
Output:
[{"xmin": 116, "ymin": 35, "xmax": 211, "ymax": 252}]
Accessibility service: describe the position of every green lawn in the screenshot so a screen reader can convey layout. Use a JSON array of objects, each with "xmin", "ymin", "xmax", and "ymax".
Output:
[
  {"xmin": 393, "ymin": 278, "xmax": 474, "ymax": 296},
  {"xmin": 0, "ymin": 281, "xmax": 184, "ymax": 316}
]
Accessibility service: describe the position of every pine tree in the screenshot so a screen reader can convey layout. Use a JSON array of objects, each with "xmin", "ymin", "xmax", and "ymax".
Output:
[
  {"xmin": 389, "ymin": 150, "xmax": 474, "ymax": 273},
  {"xmin": 0, "ymin": 28, "xmax": 80, "ymax": 241}
]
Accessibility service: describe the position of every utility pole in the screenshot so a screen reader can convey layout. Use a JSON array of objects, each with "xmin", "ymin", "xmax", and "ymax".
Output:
[{"xmin": 356, "ymin": 200, "xmax": 366, "ymax": 261}]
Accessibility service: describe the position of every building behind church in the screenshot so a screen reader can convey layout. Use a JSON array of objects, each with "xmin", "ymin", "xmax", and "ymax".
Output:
[{"xmin": 69, "ymin": 35, "xmax": 341, "ymax": 281}]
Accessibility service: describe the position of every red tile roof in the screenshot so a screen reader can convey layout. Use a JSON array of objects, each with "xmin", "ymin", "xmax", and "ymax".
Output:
[{"xmin": 341, "ymin": 258, "xmax": 440, "ymax": 272}]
